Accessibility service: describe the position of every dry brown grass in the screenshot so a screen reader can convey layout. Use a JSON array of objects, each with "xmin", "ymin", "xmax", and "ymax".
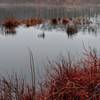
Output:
[
  {"xmin": 22, "ymin": 18, "xmax": 43, "ymax": 27},
  {"xmin": 3, "ymin": 17, "xmax": 21, "ymax": 28},
  {"xmin": 2, "ymin": 17, "xmax": 43, "ymax": 28}
]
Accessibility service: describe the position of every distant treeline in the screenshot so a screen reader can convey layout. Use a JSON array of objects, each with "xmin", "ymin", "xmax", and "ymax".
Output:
[{"xmin": 0, "ymin": 0, "xmax": 100, "ymax": 5}]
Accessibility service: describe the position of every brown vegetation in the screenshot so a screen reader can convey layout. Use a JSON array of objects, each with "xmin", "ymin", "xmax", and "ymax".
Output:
[
  {"xmin": 22, "ymin": 18, "xmax": 43, "ymax": 27},
  {"xmin": 3, "ymin": 17, "xmax": 21, "ymax": 28},
  {"xmin": 2, "ymin": 16, "xmax": 92, "ymax": 28},
  {"xmin": 0, "ymin": 49, "xmax": 100, "ymax": 100},
  {"xmin": 2, "ymin": 17, "xmax": 43, "ymax": 28},
  {"xmin": 50, "ymin": 17, "xmax": 92, "ymax": 26},
  {"xmin": 51, "ymin": 18, "xmax": 58, "ymax": 25},
  {"xmin": 67, "ymin": 24, "xmax": 78, "ymax": 36},
  {"xmin": 36, "ymin": 49, "xmax": 100, "ymax": 100}
]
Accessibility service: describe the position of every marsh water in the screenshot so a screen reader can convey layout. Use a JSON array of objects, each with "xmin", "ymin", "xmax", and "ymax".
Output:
[{"xmin": 0, "ymin": 6, "xmax": 100, "ymax": 84}]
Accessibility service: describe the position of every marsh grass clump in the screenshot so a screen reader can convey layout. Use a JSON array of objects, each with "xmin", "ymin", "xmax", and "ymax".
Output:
[
  {"xmin": 37, "ymin": 49, "xmax": 100, "ymax": 100},
  {"xmin": 2, "ymin": 17, "xmax": 21, "ymax": 34},
  {"xmin": 50, "ymin": 18, "xmax": 69, "ymax": 25},
  {"xmin": 3, "ymin": 17, "xmax": 21, "ymax": 29},
  {"xmin": 51, "ymin": 18, "xmax": 58, "ymax": 25},
  {"xmin": 62, "ymin": 18, "xmax": 70, "ymax": 25},
  {"xmin": 23, "ymin": 18, "xmax": 43, "ymax": 27}
]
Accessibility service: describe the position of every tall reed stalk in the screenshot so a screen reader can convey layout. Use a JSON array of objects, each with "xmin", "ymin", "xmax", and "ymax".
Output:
[{"xmin": 29, "ymin": 48, "xmax": 35, "ymax": 100}]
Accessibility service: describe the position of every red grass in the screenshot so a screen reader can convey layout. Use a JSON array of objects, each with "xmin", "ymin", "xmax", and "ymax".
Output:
[{"xmin": 36, "ymin": 49, "xmax": 100, "ymax": 100}]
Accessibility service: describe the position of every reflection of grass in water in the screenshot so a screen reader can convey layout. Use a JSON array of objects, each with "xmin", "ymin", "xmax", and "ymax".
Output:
[{"xmin": 4, "ymin": 27, "xmax": 16, "ymax": 35}]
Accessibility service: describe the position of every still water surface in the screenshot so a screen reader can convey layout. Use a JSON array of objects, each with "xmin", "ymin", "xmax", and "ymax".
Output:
[{"xmin": 0, "ymin": 6, "xmax": 100, "ymax": 83}]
